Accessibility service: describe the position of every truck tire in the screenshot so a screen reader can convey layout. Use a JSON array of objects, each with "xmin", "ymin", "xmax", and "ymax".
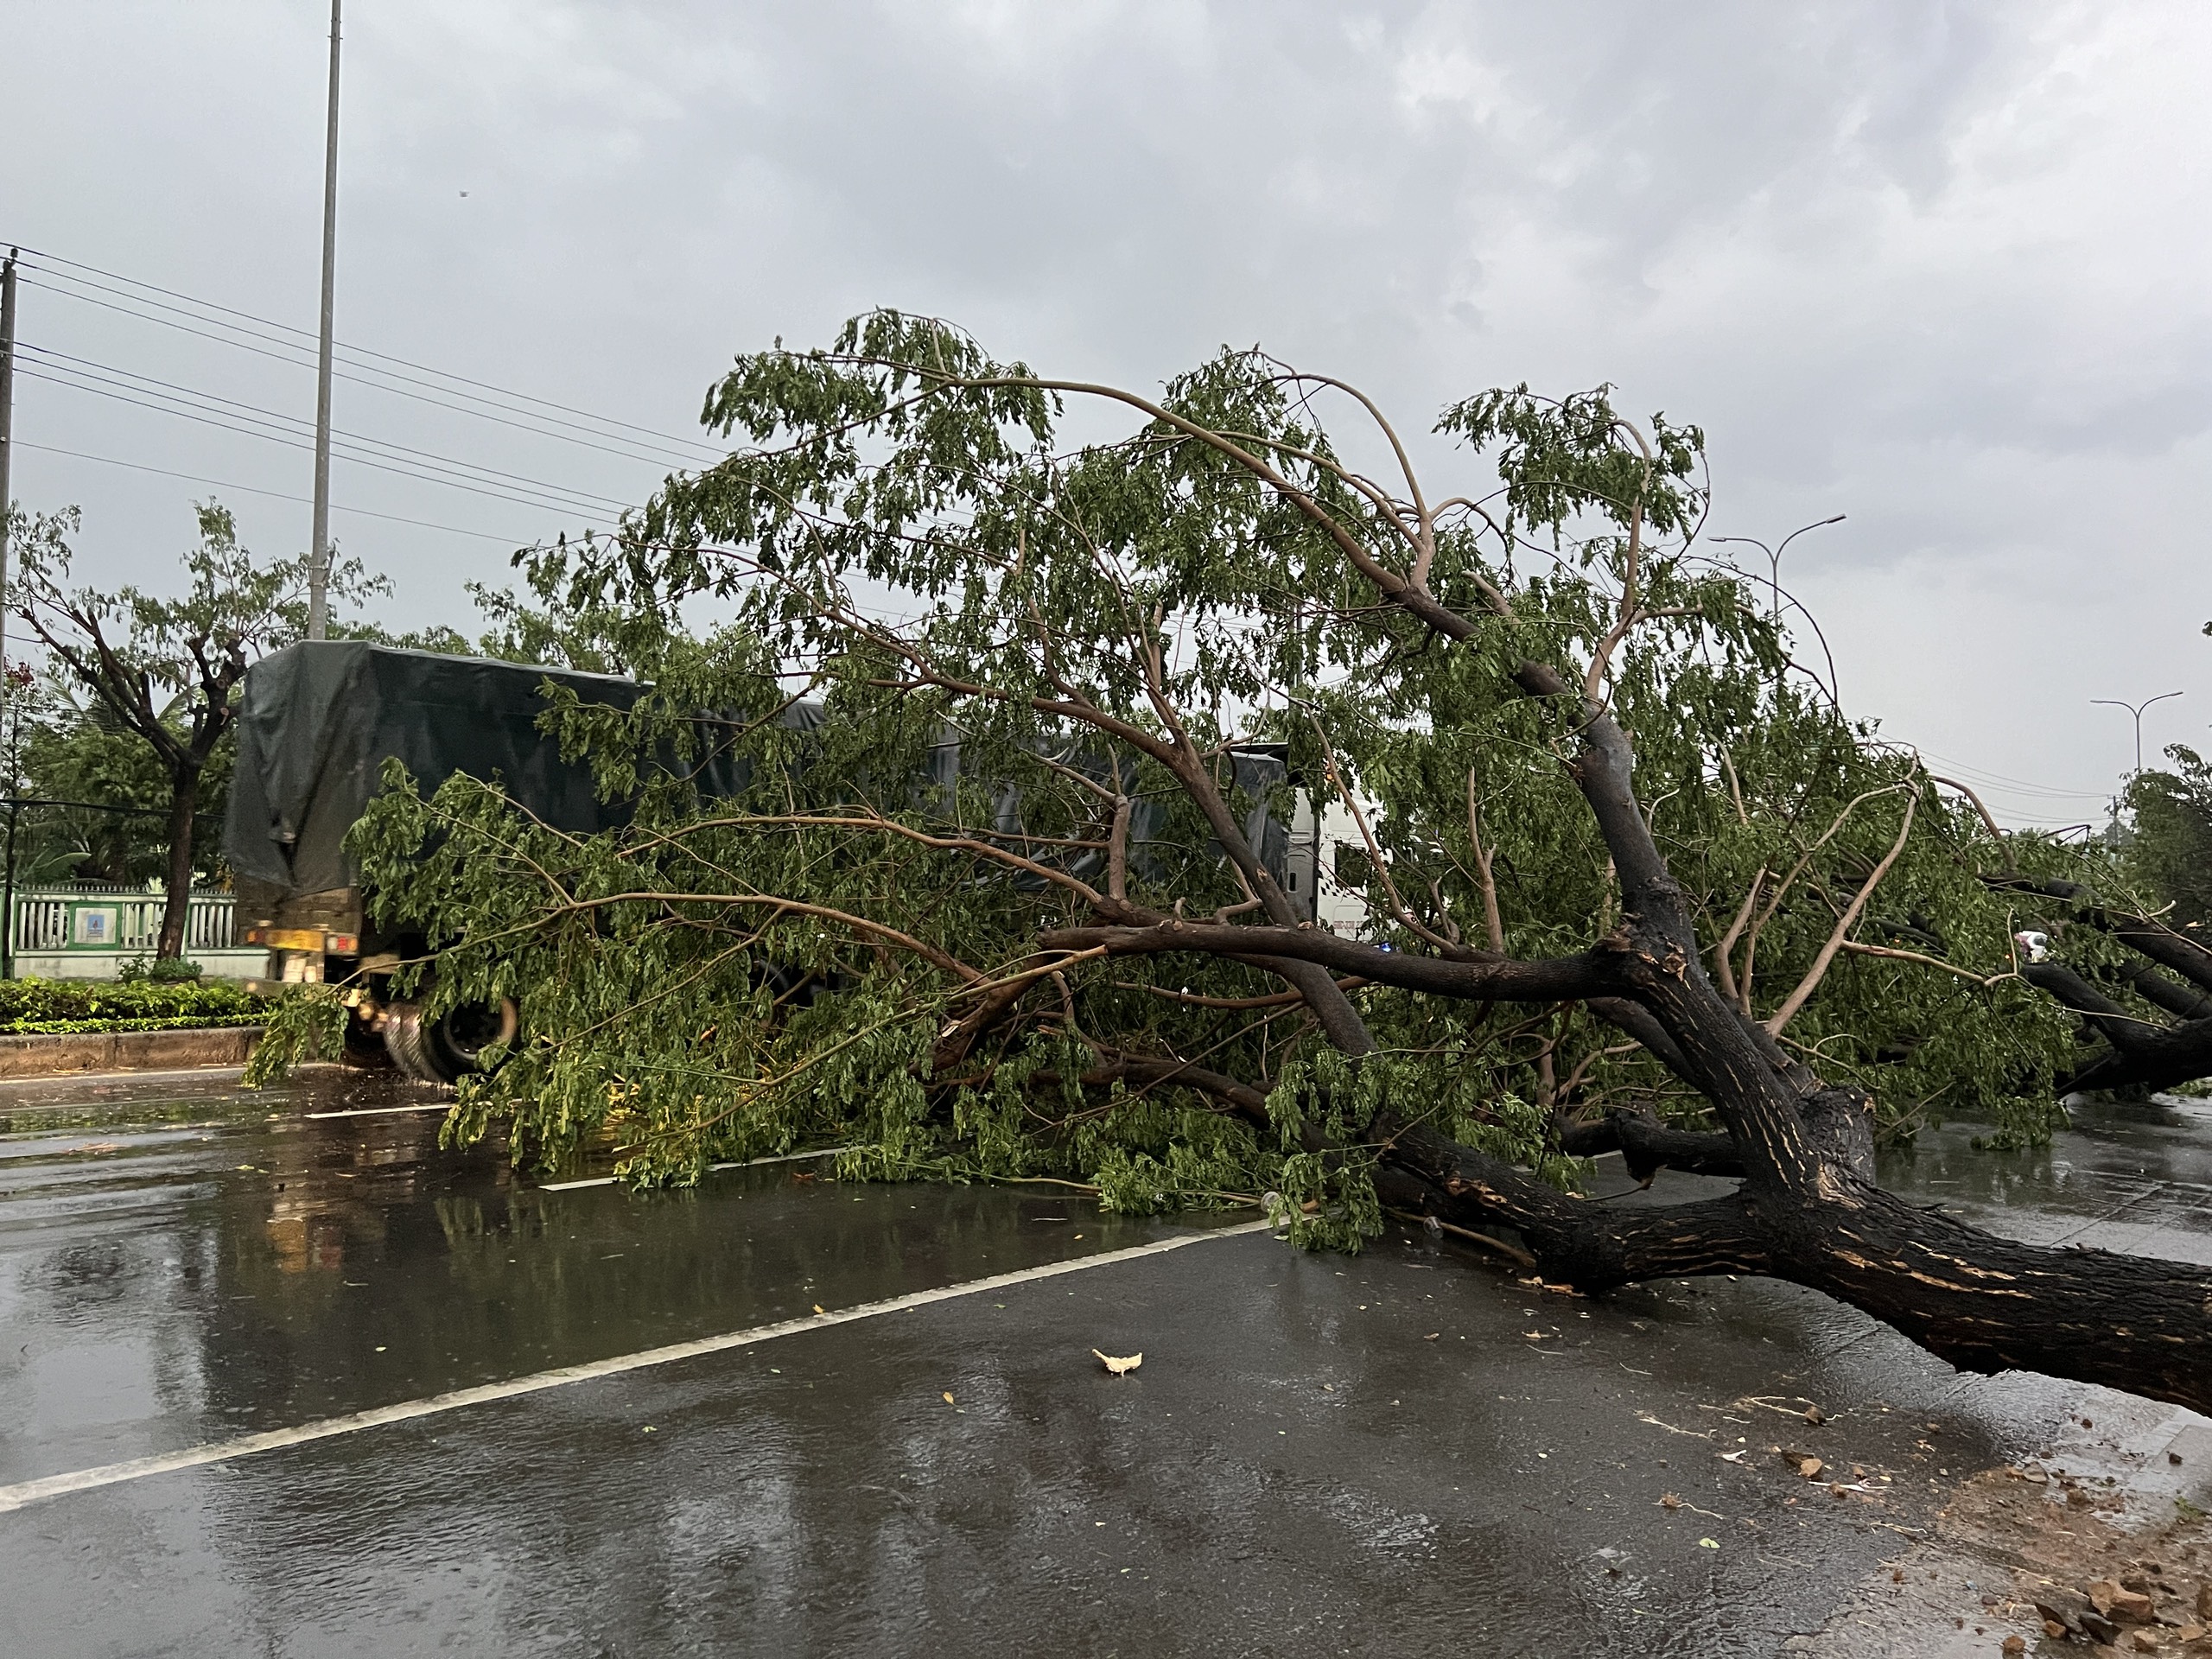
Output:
[
  {"xmin": 383, "ymin": 997, "xmax": 518, "ymax": 1084},
  {"xmin": 382, "ymin": 1001, "xmax": 442, "ymax": 1083},
  {"xmin": 424, "ymin": 996, "xmax": 519, "ymax": 1080}
]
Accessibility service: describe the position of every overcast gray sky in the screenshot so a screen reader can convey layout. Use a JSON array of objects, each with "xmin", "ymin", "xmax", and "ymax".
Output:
[{"xmin": 5, "ymin": 1, "xmax": 2207, "ymax": 826}]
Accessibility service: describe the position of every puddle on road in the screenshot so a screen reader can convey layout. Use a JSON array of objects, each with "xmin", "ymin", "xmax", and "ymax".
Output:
[{"xmin": 0, "ymin": 1065, "xmax": 1190, "ymax": 1485}]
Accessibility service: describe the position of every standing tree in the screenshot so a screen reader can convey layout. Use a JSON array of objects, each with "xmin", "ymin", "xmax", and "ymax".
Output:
[
  {"xmin": 8, "ymin": 502, "xmax": 377, "ymax": 959},
  {"xmin": 285, "ymin": 314, "xmax": 2212, "ymax": 1414},
  {"xmin": 2125, "ymin": 746, "xmax": 2212, "ymax": 932}
]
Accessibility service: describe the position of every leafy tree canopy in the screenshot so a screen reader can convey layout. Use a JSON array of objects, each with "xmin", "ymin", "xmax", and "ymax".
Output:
[
  {"xmin": 4, "ymin": 501, "xmax": 382, "ymax": 951},
  {"xmin": 293, "ymin": 314, "xmax": 2098, "ymax": 1238},
  {"xmin": 2126, "ymin": 745, "xmax": 2212, "ymax": 931}
]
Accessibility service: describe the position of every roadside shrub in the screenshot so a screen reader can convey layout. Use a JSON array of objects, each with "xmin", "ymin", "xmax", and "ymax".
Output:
[
  {"xmin": 0, "ymin": 976, "xmax": 265, "ymax": 1034},
  {"xmin": 118, "ymin": 956, "xmax": 208, "ymax": 983}
]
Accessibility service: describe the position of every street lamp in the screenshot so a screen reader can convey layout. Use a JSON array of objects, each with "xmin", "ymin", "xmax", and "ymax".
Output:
[
  {"xmin": 1711, "ymin": 514, "xmax": 1847, "ymax": 625},
  {"xmin": 2092, "ymin": 690, "xmax": 2183, "ymax": 777}
]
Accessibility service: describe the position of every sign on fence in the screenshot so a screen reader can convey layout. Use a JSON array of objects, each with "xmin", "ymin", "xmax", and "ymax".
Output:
[{"xmin": 6, "ymin": 887, "xmax": 264, "ymax": 980}]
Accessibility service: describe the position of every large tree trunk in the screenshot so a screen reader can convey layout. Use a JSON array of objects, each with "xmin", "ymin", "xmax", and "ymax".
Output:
[
  {"xmin": 156, "ymin": 766, "xmax": 198, "ymax": 961},
  {"xmin": 1378, "ymin": 1119, "xmax": 2212, "ymax": 1410},
  {"xmin": 1046, "ymin": 652, "xmax": 2212, "ymax": 1419}
]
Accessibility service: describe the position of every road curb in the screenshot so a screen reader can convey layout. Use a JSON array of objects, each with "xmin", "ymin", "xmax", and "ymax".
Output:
[{"xmin": 0, "ymin": 1025, "xmax": 264, "ymax": 1078}]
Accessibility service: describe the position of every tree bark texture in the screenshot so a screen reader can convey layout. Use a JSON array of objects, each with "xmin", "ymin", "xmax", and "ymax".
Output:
[
  {"xmin": 2009, "ymin": 886, "xmax": 2212, "ymax": 1096},
  {"xmin": 157, "ymin": 767, "xmax": 200, "ymax": 961},
  {"xmin": 1028, "ymin": 562, "xmax": 2212, "ymax": 1415}
]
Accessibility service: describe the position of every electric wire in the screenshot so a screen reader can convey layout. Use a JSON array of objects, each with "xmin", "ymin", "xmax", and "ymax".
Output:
[
  {"xmin": 8, "ymin": 248, "xmax": 728, "ymax": 463},
  {"xmin": 13, "ymin": 365, "xmax": 620, "ymax": 523},
  {"xmin": 18, "ymin": 276, "xmax": 714, "ymax": 473},
  {"xmin": 21, "ymin": 248, "xmax": 727, "ymax": 454},
  {"xmin": 14, "ymin": 441, "xmax": 537, "ymax": 546},
  {"xmin": 18, "ymin": 341, "xmax": 638, "ymax": 514},
  {"xmin": 1913, "ymin": 749, "xmax": 2115, "ymax": 801}
]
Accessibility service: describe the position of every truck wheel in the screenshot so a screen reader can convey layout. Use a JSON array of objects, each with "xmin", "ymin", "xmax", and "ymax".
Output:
[
  {"xmin": 381, "ymin": 1001, "xmax": 443, "ymax": 1083},
  {"xmin": 424, "ymin": 997, "xmax": 519, "ymax": 1080},
  {"xmin": 382, "ymin": 998, "xmax": 518, "ymax": 1084},
  {"xmin": 385, "ymin": 1000, "xmax": 518, "ymax": 1092}
]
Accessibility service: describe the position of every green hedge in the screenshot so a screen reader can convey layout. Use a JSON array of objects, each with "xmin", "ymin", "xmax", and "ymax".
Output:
[
  {"xmin": 2, "ymin": 1014, "xmax": 266, "ymax": 1035},
  {"xmin": 0, "ymin": 977, "xmax": 267, "ymax": 1034}
]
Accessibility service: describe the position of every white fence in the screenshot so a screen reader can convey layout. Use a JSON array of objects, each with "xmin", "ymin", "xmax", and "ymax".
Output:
[{"xmin": 6, "ymin": 887, "xmax": 259, "ymax": 979}]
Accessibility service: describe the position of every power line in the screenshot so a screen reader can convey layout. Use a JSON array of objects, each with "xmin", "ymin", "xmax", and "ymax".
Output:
[
  {"xmin": 14, "ymin": 362, "xmax": 605, "ymax": 519},
  {"xmin": 14, "ymin": 441, "xmax": 538, "ymax": 545},
  {"xmin": 19, "ymin": 341, "xmax": 638, "ymax": 513},
  {"xmin": 1912, "ymin": 749, "xmax": 2113, "ymax": 800},
  {"xmin": 14, "ymin": 365, "xmax": 621, "ymax": 522},
  {"xmin": 9, "ymin": 247, "xmax": 728, "ymax": 461},
  {"xmin": 17, "ymin": 274, "xmax": 712, "ymax": 473}
]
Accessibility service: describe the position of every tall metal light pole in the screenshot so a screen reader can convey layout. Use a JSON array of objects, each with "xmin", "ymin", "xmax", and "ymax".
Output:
[
  {"xmin": 0, "ymin": 250, "xmax": 16, "ymax": 691},
  {"xmin": 0, "ymin": 251, "xmax": 18, "ymax": 981},
  {"xmin": 2093, "ymin": 690, "xmax": 2183, "ymax": 776},
  {"xmin": 307, "ymin": 0, "xmax": 342, "ymax": 640}
]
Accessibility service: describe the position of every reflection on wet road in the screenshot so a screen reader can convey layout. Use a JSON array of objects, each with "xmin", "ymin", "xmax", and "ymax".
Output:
[
  {"xmin": 3, "ymin": 1069, "xmax": 2210, "ymax": 1655},
  {"xmin": 0, "ymin": 1068, "xmax": 1183, "ymax": 1488},
  {"xmin": 1888, "ymin": 1092, "xmax": 2212, "ymax": 1265}
]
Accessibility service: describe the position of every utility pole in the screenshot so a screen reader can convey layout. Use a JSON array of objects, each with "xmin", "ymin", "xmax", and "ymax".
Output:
[{"xmin": 307, "ymin": 0, "xmax": 342, "ymax": 640}]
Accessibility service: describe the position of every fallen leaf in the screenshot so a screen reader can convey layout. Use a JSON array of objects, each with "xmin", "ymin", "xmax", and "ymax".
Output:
[
  {"xmin": 942, "ymin": 1391, "xmax": 955, "ymax": 1405},
  {"xmin": 1698, "ymin": 1537, "xmax": 1719, "ymax": 1549},
  {"xmin": 1660, "ymin": 1493, "xmax": 1682, "ymax": 1510},
  {"xmin": 1423, "ymin": 1332, "xmax": 1440, "ymax": 1341},
  {"xmin": 1093, "ymin": 1350, "xmax": 1142, "ymax": 1376},
  {"xmin": 812, "ymin": 1304, "xmax": 825, "ymax": 1314},
  {"xmin": 1799, "ymin": 1457, "xmax": 1824, "ymax": 1479}
]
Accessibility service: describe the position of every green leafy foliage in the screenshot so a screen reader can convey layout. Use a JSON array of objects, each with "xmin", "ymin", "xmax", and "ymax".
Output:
[
  {"xmin": 3, "ymin": 501, "xmax": 386, "ymax": 947},
  {"xmin": 118, "ymin": 954, "xmax": 207, "ymax": 982},
  {"xmin": 315, "ymin": 314, "xmax": 2077, "ymax": 1235},
  {"xmin": 2127, "ymin": 747, "xmax": 2212, "ymax": 930},
  {"xmin": 0, "ymin": 976, "xmax": 263, "ymax": 1033},
  {"xmin": 241, "ymin": 986, "xmax": 351, "ymax": 1087}
]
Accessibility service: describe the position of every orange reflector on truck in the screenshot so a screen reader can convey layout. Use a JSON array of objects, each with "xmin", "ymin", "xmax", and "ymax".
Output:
[
  {"xmin": 246, "ymin": 927, "xmax": 322, "ymax": 951},
  {"xmin": 245, "ymin": 927, "xmax": 359, "ymax": 954}
]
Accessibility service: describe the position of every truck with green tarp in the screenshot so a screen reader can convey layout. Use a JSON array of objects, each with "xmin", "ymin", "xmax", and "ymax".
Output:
[{"xmin": 226, "ymin": 639, "xmax": 1324, "ymax": 1083}]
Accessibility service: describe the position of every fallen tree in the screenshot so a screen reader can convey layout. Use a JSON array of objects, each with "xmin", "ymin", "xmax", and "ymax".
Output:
[
  {"xmin": 278, "ymin": 314, "xmax": 2212, "ymax": 1414},
  {"xmin": 1990, "ymin": 745, "xmax": 2212, "ymax": 1097},
  {"xmin": 2010, "ymin": 879, "xmax": 2212, "ymax": 1097}
]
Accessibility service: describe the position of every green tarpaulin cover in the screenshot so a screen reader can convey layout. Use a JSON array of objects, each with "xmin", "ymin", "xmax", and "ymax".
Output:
[{"xmin": 223, "ymin": 641, "xmax": 639, "ymax": 899}]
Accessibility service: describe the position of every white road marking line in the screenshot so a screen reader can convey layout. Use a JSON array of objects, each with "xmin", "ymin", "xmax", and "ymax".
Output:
[
  {"xmin": 537, "ymin": 1146, "xmax": 855, "ymax": 1191},
  {"xmin": 303, "ymin": 1103, "xmax": 452, "ymax": 1120},
  {"xmin": 0, "ymin": 1220, "xmax": 1268, "ymax": 1515}
]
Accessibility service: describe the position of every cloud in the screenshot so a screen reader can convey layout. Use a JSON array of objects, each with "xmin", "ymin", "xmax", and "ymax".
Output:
[{"xmin": 3, "ymin": 0, "xmax": 2206, "ymax": 811}]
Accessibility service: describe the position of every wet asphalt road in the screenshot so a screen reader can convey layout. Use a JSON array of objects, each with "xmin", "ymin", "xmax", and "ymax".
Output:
[{"xmin": 3, "ymin": 1071, "xmax": 2210, "ymax": 1656}]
